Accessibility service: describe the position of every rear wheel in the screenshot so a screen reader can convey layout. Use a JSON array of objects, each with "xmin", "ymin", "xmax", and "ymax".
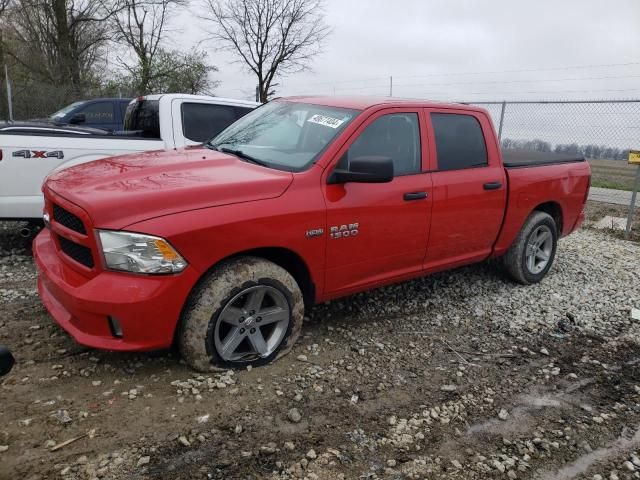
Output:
[
  {"xmin": 178, "ymin": 257, "xmax": 304, "ymax": 371},
  {"xmin": 504, "ymin": 211, "xmax": 558, "ymax": 285}
]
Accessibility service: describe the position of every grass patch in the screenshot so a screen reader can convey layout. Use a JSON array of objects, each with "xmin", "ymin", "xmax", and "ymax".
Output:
[{"xmin": 590, "ymin": 178, "xmax": 635, "ymax": 191}]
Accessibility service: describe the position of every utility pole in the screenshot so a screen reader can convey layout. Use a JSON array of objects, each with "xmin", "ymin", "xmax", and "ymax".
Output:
[
  {"xmin": 5, "ymin": 65, "xmax": 12, "ymax": 122},
  {"xmin": 626, "ymin": 150, "xmax": 640, "ymax": 238},
  {"xmin": 497, "ymin": 101, "xmax": 506, "ymax": 142},
  {"xmin": 389, "ymin": 76, "xmax": 393, "ymax": 97}
]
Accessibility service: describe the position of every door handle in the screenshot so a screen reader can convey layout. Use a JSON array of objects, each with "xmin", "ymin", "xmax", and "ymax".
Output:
[
  {"xmin": 483, "ymin": 182, "xmax": 502, "ymax": 190},
  {"xmin": 403, "ymin": 191, "xmax": 428, "ymax": 201}
]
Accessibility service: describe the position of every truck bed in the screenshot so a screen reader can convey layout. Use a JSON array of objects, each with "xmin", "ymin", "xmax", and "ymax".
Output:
[{"xmin": 502, "ymin": 149, "xmax": 585, "ymax": 168}]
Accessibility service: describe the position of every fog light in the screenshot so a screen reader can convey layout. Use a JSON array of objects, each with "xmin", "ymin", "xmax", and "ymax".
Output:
[{"xmin": 108, "ymin": 316, "xmax": 123, "ymax": 338}]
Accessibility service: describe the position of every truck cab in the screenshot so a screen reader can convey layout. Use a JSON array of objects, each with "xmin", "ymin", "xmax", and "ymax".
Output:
[{"xmin": 123, "ymin": 94, "xmax": 257, "ymax": 147}]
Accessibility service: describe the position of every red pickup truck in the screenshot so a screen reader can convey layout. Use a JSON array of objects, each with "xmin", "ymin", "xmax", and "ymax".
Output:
[{"xmin": 34, "ymin": 97, "xmax": 591, "ymax": 371}]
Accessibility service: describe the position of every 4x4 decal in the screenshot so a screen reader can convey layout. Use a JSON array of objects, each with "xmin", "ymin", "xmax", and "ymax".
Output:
[{"xmin": 13, "ymin": 150, "xmax": 64, "ymax": 159}]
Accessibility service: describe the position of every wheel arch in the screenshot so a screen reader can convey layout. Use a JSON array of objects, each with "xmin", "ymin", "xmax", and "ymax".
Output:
[
  {"xmin": 227, "ymin": 247, "xmax": 316, "ymax": 309},
  {"xmin": 189, "ymin": 246, "xmax": 316, "ymax": 310},
  {"xmin": 532, "ymin": 201, "xmax": 563, "ymax": 235}
]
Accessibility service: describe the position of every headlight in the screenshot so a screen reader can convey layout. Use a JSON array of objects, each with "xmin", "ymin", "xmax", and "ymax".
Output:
[{"xmin": 97, "ymin": 230, "xmax": 187, "ymax": 274}]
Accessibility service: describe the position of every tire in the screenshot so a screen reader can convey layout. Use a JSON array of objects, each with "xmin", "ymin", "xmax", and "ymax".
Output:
[
  {"xmin": 178, "ymin": 257, "xmax": 304, "ymax": 372},
  {"xmin": 503, "ymin": 211, "xmax": 558, "ymax": 285}
]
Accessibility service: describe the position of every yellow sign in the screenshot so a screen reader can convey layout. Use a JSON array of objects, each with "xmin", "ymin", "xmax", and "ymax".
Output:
[{"xmin": 629, "ymin": 150, "xmax": 640, "ymax": 165}]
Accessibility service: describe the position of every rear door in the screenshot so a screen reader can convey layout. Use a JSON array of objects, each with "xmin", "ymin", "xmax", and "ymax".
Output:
[
  {"xmin": 423, "ymin": 108, "xmax": 506, "ymax": 270},
  {"xmin": 322, "ymin": 108, "xmax": 432, "ymax": 295}
]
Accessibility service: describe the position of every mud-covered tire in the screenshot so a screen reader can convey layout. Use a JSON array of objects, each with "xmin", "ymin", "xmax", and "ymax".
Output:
[
  {"xmin": 178, "ymin": 257, "xmax": 304, "ymax": 372},
  {"xmin": 503, "ymin": 211, "xmax": 558, "ymax": 285}
]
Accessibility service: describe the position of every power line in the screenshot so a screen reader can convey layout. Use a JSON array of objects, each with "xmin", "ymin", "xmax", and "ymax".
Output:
[
  {"xmin": 448, "ymin": 87, "xmax": 640, "ymax": 96},
  {"xmin": 394, "ymin": 73, "xmax": 640, "ymax": 89},
  {"xmin": 282, "ymin": 60, "xmax": 640, "ymax": 89},
  {"xmin": 308, "ymin": 73, "xmax": 640, "ymax": 93},
  {"xmin": 395, "ymin": 61, "xmax": 640, "ymax": 79},
  {"xmin": 285, "ymin": 86, "xmax": 640, "ymax": 99}
]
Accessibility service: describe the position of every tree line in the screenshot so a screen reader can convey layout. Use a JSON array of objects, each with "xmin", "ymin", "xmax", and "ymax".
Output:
[
  {"xmin": 0, "ymin": 0, "xmax": 329, "ymax": 119},
  {"xmin": 501, "ymin": 138, "xmax": 629, "ymax": 161}
]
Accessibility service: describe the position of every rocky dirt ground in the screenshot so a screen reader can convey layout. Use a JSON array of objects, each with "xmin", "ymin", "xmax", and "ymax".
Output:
[{"xmin": 1, "ymin": 202, "xmax": 640, "ymax": 480}]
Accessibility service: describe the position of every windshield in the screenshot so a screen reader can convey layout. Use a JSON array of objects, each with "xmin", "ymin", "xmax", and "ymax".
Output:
[
  {"xmin": 208, "ymin": 101, "xmax": 360, "ymax": 172},
  {"xmin": 49, "ymin": 101, "xmax": 84, "ymax": 120}
]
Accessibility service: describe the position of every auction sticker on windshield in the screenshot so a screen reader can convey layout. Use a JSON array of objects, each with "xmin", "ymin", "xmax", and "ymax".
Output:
[{"xmin": 307, "ymin": 114, "xmax": 346, "ymax": 129}]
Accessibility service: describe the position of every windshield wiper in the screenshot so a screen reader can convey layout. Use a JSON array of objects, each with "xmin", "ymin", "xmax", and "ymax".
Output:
[{"xmin": 218, "ymin": 146, "xmax": 269, "ymax": 167}]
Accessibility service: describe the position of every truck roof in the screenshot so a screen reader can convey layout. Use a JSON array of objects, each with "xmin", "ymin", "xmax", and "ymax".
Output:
[
  {"xmin": 141, "ymin": 93, "xmax": 260, "ymax": 108},
  {"xmin": 281, "ymin": 95, "xmax": 477, "ymax": 111}
]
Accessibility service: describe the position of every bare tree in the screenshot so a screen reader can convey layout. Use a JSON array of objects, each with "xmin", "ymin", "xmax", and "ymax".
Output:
[
  {"xmin": 0, "ymin": 0, "xmax": 13, "ymax": 75},
  {"xmin": 203, "ymin": 0, "xmax": 330, "ymax": 102},
  {"xmin": 3, "ymin": 0, "xmax": 117, "ymax": 92},
  {"xmin": 112, "ymin": 0, "xmax": 186, "ymax": 93},
  {"xmin": 0, "ymin": 0, "xmax": 10, "ymax": 18}
]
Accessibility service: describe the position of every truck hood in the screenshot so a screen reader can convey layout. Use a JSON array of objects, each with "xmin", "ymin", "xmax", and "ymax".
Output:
[{"xmin": 46, "ymin": 148, "xmax": 294, "ymax": 229}]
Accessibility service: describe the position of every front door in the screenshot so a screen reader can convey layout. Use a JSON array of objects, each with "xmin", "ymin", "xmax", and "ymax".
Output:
[{"xmin": 322, "ymin": 109, "xmax": 432, "ymax": 295}]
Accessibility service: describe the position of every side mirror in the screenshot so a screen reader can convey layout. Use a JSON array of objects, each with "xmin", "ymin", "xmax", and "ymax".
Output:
[
  {"xmin": 69, "ymin": 113, "xmax": 86, "ymax": 124},
  {"xmin": 0, "ymin": 345, "xmax": 15, "ymax": 377},
  {"xmin": 328, "ymin": 156, "xmax": 394, "ymax": 184}
]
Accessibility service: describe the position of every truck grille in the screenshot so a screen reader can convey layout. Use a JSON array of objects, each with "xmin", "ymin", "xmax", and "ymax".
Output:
[
  {"xmin": 58, "ymin": 236, "xmax": 94, "ymax": 268},
  {"xmin": 53, "ymin": 204, "xmax": 86, "ymax": 234}
]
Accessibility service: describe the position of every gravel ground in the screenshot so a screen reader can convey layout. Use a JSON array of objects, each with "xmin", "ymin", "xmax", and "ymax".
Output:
[{"xmin": 1, "ymin": 212, "xmax": 640, "ymax": 480}]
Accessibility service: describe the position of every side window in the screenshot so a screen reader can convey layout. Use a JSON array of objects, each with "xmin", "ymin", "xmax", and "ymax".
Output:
[
  {"xmin": 344, "ymin": 113, "xmax": 421, "ymax": 176},
  {"xmin": 118, "ymin": 101, "xmax": 130, "ymax": 122},
  {"xmin": 123, "ymin": 99, "xmax": 160, "ymax": 138},
  {"xmin": 78, "ymin": 102, "xmax": 114, "ymax": 125},
  {"xmin": 234, "ymin": 106, "xmax": 254, "ymax": 120},
  {"xmin": 431, "ymin": 113, "xmax": 488, "ymax": 171},
  {"xmin": 182, "ymin": 103, "xmax": 238, "ymax": 142}
]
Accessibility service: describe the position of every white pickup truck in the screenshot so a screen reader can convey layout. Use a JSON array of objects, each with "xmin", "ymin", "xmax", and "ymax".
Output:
[{"xmin": 0, "ymin": 94, "xmax": 259, "ymax": 230}]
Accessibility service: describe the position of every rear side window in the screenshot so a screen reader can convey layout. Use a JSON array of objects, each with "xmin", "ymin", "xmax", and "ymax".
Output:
[
  {"xmin": 431, "ymin": 113, "xmax": 488, "ymax": 171},
  {"xmin": 234, "ymin": 106, "xmax": 254, "ymax": 120},
  {"xmin": 78, "ymin": 102, "xmax": 114, "ymax": 125},
  {"xmin": 117, "ymin": 100, "xmax": 130, "ymax": 121},
  {"xmin": 182, "ymin": 103, "xmax": 240, "ymax": 143},
  {"xmin": 123, "ymin": 99, "xmax": 160, "ymax": 138}
]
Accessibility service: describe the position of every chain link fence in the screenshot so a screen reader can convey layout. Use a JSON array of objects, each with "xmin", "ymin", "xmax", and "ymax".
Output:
[
  {"xmin": 0, "ymin": 79, "xmax": 135, "ymax": 122},
  {"xmin": 465, "ymin": 100, "xmax": 640, "ymax": 205},
  {"xmin": 468, "ymin": 100, "xmax": 639, "ymax": 154}
]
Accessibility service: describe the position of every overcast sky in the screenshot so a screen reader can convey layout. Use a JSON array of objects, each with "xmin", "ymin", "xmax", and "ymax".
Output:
[{"xmin": 178, "ymin": 0, "xmax": 640, "ymax": 102}]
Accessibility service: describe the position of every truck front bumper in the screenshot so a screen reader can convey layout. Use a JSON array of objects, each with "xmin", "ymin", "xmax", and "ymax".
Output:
[{"xmin": 34, "ymin": 229, "xmax": 199, "ymax": 351}]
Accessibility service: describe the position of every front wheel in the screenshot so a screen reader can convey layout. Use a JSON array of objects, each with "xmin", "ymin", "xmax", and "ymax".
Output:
[
  {"xmin": 503, "ymin": 211, "xmax": 558, "ymax": 285},
  {"xmin": 178, "ymin": 257, "xmax": 304, "ymax": 371}
]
